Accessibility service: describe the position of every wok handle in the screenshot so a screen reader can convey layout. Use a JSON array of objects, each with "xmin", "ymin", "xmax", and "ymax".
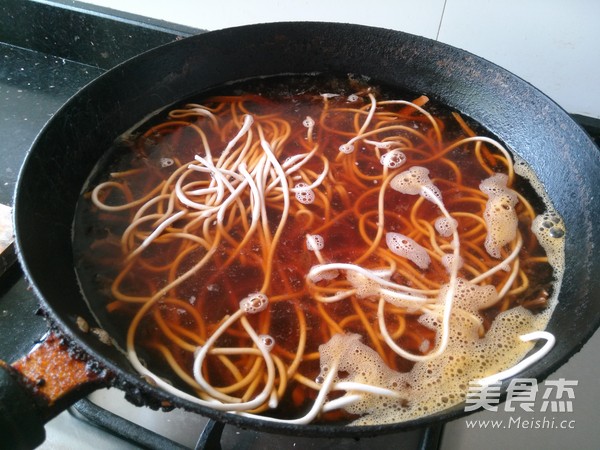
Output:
[
  {"xmin": 0, "ymin": 333, "xmax": 112, "ymax": 449},
  {"xmin": 0, "ymin": 360, "xmax": 46, "ymax": 449}
]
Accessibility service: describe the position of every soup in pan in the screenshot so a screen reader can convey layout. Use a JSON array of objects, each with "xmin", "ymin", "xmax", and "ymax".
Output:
[{"xmin": 73, "ymin": 75, "xmax": 564, "ymax": 425}]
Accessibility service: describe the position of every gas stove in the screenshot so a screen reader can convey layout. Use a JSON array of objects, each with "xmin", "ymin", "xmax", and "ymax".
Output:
[{"xmin": 1, "ymin": 2, "xmax": 598, "ymax": 449}]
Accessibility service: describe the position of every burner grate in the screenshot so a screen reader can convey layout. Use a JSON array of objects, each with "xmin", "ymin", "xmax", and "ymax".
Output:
[{"xmin": 70, "ymin": 396, "xmax": 443, "ymax": 450}]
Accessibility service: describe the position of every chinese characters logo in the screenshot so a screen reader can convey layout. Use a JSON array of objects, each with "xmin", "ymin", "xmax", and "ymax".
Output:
[{"xmin": 465, "ymin": 378, "xmax": 577, "ymax": 413}]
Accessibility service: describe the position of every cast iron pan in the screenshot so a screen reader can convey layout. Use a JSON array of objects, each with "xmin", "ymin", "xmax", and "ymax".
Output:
[{"xmin": 2, "ymin": 22, "xmax": 600, "ymax": 448}]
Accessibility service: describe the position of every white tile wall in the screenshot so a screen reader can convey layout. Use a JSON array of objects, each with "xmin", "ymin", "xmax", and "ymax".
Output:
[
  {"xmin": 79, "ymin": 0, "xmax": 599, "ymax": 118},
  {"xmin": 77, "ymin": 0, "xmax": 447, "ymax": 38},
  {"xmin": 438, "ymin": 0, "xmax": 600, "ymax": 119}
]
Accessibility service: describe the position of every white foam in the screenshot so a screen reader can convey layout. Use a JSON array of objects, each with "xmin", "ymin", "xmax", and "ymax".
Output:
[
  {"xmin": 513, "ymin": 154, "xmax": 564, "ymax": 315},
  {"xmin": 318, "ymin": 334, "xmax": 408, "ymax": 417},
  {"xmin": 390, "ymin": 166, "xmax": 443, "ymax": 203},
  {"xmin": 385, "ymin": 232, "xmax": 431, "ymax": 269},
  {"xmin": 306, "ymin": 234, "xmax": 324, "ymax": 251},
  {"xmin": 239, "ymin": 292, "xmax": 269, "ymax": 314},
  {"xmin": 346, "ymin": 271, "xmax": 384, "ymax": 298},
  {"xmin": 390, "ymin": 166, "xmax": 432, "ymax": 195},
  {"xmin": 302, "ymin": 116, "xmax": 315, "ymax": 128},
  {"xmin": 380, "ymin": 150, "xmax": 407, "ymax": 169},
  {"xmin": 441, "ymin": 254, "xmax": 464, "ymax": 273},
  {"xmin": 294, "ymin": 182, "xmax": 315, "ymax": 204},
  {"xmin": 339, "ymin": 143, "xmax": 355, "ymax": 154},
  {"xmin": 480, "ymin": 174, "xmax": 519, "ymax": 258},
  {"xmin": 435, "ymin": 216, "xmax": 458, "ymax": 237}
]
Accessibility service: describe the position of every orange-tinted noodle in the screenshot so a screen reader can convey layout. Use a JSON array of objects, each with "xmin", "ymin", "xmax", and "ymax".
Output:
[{"xmin": 73, "ymin": 75, "xmax": 561, "ymax": 425}]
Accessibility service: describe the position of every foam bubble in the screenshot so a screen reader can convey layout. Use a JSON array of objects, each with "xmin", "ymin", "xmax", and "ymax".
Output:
[
  {"xmin": 339, "ymin": 143, "xmax": 355, "ymax": 154},
  {"xmin": 443, "ymin": 278, "xmax": 499, "ymax": 313},
  {"xmin": 319, "ymin": 334, "xmax": 408, "ymax": 417},
  {"xmin": 390, "ymin": 166, "xmax": 442, "ymax": 203},
  {"xmin": 532, "ymin": 211, "xmax": 565, "ymax": 272},
  {"xmin": 306, "ymin": 234, "xmax": 325, "ymax": 251},
  {"xmin": 303, "ymin": 116, "xmax": 315, "ymax": 128},
  {"xmin": 346, "ymin": 271, "xmax": 382, "ymax": 298},
  {"xmin": 441, "ymin": 254, "xmax": 463, "ymax": 273},
  {"xmin": 346, "ymin": 305, "xmax": 541, "ymax": 426},
  {"xmin": 385, "ymin": 232, "xmax": 431, "ymax": 269},
  {"xmin": 380, "ymin": 150, "xmax": 407, "ymax": 169},
  {"xmin": 239, "ymin": 292, "xmax": 269, "ymax": 314},
  {"xmin": 480, "ymin": 174, "xmax": 519, "ymax": 258},
  {"xmin": 420, "ymin": 185, "xmax": 443, "ymax": 203},
  {"xmin": 435, "ymin": 216, "xmax": 458, "ymax": 237},
  {"xmin": 294, "ymin": 183, "xmax": 315, "ymax": 204},
  {"xmin": 259, "ymin": 334, "xmax": 275, "ymax": 352},
  {"xmin": 513, "ymin": 153, "xmax": 564, "ymax": 317},
  {"xmin": 390, "ymin": 166, "xmax": 431, "ymax": 195},
  {"xmin": 160, "ymin": 157, "xmax": 174, "ymax": 168}
]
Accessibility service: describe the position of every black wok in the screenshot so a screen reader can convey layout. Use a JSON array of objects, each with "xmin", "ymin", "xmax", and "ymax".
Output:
[{"xmin": 3, "ymin": 22, "xmax": 600, "ymax": 448}]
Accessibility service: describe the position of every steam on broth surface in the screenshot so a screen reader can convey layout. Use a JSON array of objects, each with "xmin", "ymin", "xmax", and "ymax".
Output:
[{"xmin": 73, "ymin": 74, "xmax": 564, "ymax": 425}]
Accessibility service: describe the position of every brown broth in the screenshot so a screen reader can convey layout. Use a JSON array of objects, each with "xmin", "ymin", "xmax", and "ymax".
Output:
[{"xmin": 73, "ymin": 74, "xmax": 558, "ymax": 424}]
